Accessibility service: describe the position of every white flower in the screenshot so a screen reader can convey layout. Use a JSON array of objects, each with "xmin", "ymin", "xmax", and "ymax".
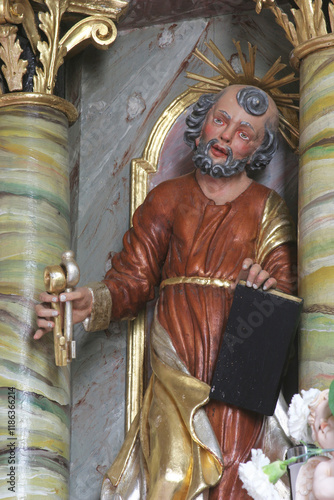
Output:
[
  {"xmin": 238, "ymin": 449, "xmax": 281, "ymax": 500},
  {"xmin": 288, "ymin": 388, "xmax": 320, "ymax": 442}
]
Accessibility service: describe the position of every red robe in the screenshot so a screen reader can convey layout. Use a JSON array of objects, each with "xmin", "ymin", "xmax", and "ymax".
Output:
[{"xmin": 103, "ymin": 171, "xmax": 296, "ymax": 499}]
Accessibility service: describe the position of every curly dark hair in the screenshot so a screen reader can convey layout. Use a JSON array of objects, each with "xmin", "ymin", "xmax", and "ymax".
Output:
[
  {"xmin": 183, "ymin": 93, "xmax": 217, "ymax": 150},
  {"xmin": 247, "ymin": 126, "xmax": 278, "ymax": 173}
]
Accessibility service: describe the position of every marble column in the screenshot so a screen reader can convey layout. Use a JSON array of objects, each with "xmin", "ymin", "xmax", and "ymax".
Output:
[
  {"xmin": 296, "ymin": 41, "xmax": 334, "ymax": 390},
  {"xmin": 254, "ymin": 0, "xmax": 334, "ymax": 392},
  {"xmin": 0, "ymin": 94, "xmax": 77, "ymax": 498},
  {"xmin": 0, "ymin": 0, "xmax": 127, "ymax": 494}
]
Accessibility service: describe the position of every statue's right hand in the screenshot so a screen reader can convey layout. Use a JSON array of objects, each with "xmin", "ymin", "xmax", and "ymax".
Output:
[{"xmin": 34, "ymin": 287, "xmax": 93, "ymax": 340}]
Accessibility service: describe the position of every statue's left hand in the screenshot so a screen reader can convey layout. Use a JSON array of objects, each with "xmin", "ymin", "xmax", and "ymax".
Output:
[{"xmin": 232, "ymin": 257, "xmax": 277, "ymax": 291}]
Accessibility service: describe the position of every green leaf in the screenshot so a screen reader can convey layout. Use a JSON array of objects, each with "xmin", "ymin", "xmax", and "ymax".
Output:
[{"xmin": 329, "ymin": 379, "xmax": 334, "ymax": 416}]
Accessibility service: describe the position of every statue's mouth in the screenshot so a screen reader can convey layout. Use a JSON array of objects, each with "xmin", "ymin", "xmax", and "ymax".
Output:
[{"xmin": 210, "ymin": 143, "xmax": 228, "ymax": 158}]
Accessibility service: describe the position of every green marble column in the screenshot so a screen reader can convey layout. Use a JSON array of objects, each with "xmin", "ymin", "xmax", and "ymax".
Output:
[
  {"xmin": 252, "ymin": 0, "xmax": 334, "ymax": 395},
  {"xmin": 297, "ymin": 44, "xmax": 334, "ymax": 391},
  {"xmin": 0, "ymin": 94, "xmax": 77, "ymax": 499}
]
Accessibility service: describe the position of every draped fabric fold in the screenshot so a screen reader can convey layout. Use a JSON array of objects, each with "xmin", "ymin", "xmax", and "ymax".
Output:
[
  {"xmin": 256, "ymin": 190, "xmax": 295, "ymax": 265},
  {"xmin": 102, "ymin": 312, "xmax": 223, "ymax": 500}
]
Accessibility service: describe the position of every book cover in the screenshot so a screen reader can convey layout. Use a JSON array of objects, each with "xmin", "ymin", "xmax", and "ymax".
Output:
[{"xmin": 210, "ymin": 281, "xmax": 303, "ymax": 416}]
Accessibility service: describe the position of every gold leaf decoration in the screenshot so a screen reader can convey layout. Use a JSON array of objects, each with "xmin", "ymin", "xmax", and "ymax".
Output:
[
  {"xmin": 271, "ymin": 5, "xmax": 299, "ymax": 46},
  {"xmin": 8, "ymin": 0, "xmax": 41, "ymax": 54},
  {"xmin": 0, "ymin": 25, "xmax": 27, "ymax": 91},
  {"xmin": 1, "ymin": 0, "xmax": 127, "ymax": 95},
  {"xmin": 34, "ymin": 0, "xmax": 69, "ymax": 93},
  {"xmin": 253, "ymin": 0, "xmax": 276, "ymax": 13},
  {"xmin": 66, "ymin": 0, "xmax": 128, "ymax": 21},
  {"xmin": 314, "ymin": 0, "xmax": 327, "ymax": 34},
  {"xmin": 255, "ymin": 0, "xmax": 334, "ymax": 48},
  {"xmin": 59, "ymin": 15, "xmax": 117, "ymax": 56},
  {"xmin": 329, "ymin": 2, "xmax": 334, "ymax": 33}
]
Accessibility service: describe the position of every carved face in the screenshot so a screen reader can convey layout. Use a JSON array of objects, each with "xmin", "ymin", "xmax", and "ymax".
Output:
[
  {"xmin": 313, "ymin": 395, "xmax": 334, "ymax": 449},
  {"xmin": 197, "ymin": 86, "xmax": 269, "ymax": 165}
]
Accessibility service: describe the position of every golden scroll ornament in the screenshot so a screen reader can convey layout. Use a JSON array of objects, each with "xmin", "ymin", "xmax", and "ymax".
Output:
[{"xmin": 0, "ymin": 0, "xmax": 128, "ymax": 94}]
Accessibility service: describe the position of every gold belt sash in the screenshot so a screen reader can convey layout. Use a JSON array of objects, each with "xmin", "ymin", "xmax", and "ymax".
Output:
[{"xmin": 160, "ymin": 276, "xmax": 232, "ymax": 290}]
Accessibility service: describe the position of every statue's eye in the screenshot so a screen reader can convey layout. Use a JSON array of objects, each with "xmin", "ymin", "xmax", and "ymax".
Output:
[{"xmin": 239, "ymin": 131, "xmax": 249, "ymax": 141}]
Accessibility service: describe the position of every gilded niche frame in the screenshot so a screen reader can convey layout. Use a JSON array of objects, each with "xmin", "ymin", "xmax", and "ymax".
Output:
[{"xmin": 126, "ymin": 86, "xmax": 202, "ymax": 430}]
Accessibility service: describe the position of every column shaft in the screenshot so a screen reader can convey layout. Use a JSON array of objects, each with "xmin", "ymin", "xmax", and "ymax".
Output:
[
  {"xmin": 0, "ymin": 102, "xmax": 71, "ymax": 498},
  {"xmin": 298, "ymin": 46, "xmax": 334, "ymax": 390}
]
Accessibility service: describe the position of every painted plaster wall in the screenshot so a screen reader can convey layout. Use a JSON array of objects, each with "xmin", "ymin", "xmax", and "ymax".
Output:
[{"xmin": 68, "ymin": 8, "xmax": 298, "ymax": 499}]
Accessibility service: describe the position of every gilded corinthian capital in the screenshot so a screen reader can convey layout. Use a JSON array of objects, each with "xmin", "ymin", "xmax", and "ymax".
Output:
[
  {"xmin": 253, "ymin": 0, "xmax": 334, "ymax": 68},
  {"xmin": 0, "ymin": 0, "xmax": 128, "ymax": 94}
]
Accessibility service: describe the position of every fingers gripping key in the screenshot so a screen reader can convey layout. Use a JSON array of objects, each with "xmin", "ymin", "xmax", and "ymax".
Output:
[{"xmin": 44, "ymin": 251, "xmax": 80, "ymax": 366}]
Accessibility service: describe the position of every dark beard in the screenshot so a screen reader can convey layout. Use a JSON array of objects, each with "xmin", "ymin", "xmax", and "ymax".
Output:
[{"xmin": 192, "ymin": 139, "xmax": 249, "ymax": 178}]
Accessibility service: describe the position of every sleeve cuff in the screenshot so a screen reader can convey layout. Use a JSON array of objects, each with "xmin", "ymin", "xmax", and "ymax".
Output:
[{"xmin": 82, "ymin": 281, "xmax": 112, "ymax": 332}]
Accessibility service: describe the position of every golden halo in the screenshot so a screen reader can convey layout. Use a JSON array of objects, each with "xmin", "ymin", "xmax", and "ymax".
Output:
[{"xmin": 186, "ymin": 40, "xmax": 299, "ymax": 152}]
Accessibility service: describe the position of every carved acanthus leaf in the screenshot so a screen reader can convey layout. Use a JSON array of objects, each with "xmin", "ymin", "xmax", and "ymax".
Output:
[
  {"xmin": 34, "ymin": 0, "xmax": 69, "ymax": 93},
  {"xmin": 1, "ymin": 0, "xmax": 125, "ymax": 94},
  {"xmin": 0, "ymin": 1, "xmax": 41, "ymax": 53},
  {"xmin": 314, "ymin": 0, "xmax": 327, "ymax": 34},
  {"xmin": 291, "ymin": 0, "xmax": 327, "ymax": 42},
  {"xmin": 0, "ymin": 24, "xmax": 27, "ymax": 91},
  {"xmin": 329, "ymin": 2, "xmax": 334, "ymax": 33},
  {"xmin": 256, "ymin": 0, "xmax": 334, "ymax": 48},
  {"xmin": 271, "ymin": 5, "xmax": 299, "ymax": 47},
  {"xmin": 11, "ymin": 0, "xmax": 41, "ymax": 54}
]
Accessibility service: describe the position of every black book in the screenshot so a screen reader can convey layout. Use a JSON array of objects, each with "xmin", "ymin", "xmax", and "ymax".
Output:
[{"xmin": 210, "ymin": 281, "xmax": 303, "ymax": 416}]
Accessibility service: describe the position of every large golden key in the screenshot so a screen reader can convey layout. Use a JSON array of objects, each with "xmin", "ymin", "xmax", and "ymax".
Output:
[{"xmin": 44, "ymin": 251, "xmax": 80, "ymax": 366}]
